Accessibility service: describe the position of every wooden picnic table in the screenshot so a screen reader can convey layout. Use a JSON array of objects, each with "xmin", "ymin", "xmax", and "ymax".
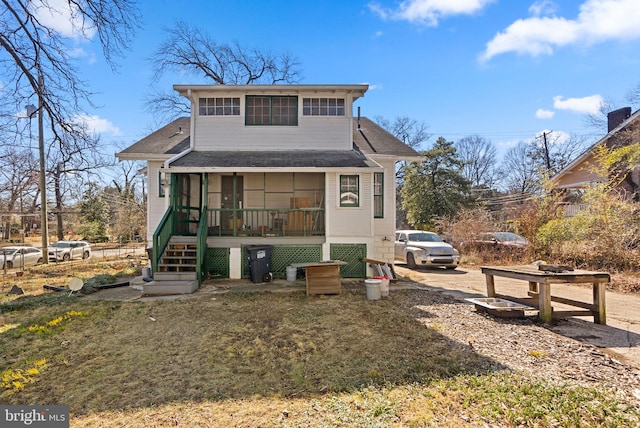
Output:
[
  {"xmin": 480, "ymin": 265, "xmax": 610, "ymax": 324},
  {"xmin": 290, "ymin": 261, "xmax": 347, "ymax": 295}
]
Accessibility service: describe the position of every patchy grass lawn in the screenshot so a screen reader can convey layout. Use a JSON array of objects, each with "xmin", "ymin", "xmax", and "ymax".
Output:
[{"xmin": 1, "ymin": 260, "xmax": 639, "ymax": 427}]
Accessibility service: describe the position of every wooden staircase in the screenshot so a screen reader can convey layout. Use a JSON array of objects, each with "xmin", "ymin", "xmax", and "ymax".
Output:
[{"xmin": 144, "ymin": 237, "xmax": 199, "ymax": 295}]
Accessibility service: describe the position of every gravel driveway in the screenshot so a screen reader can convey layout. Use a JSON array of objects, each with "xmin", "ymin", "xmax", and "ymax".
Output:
[{"xmin": 393, "ymin": 264, "xmax": 640, "ymax": 404}]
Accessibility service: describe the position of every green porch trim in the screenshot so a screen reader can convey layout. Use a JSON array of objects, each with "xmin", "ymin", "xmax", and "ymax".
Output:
[
  {"xmin": 330, "ymin": 243, "xmax": 367, "ymax": 278},
  {"xmin": 152, "ymin": 206, "xmax": 175, "ymax": 273},
  {"xmin": 195, "ymin": 174, "xmax": 209, "ymax": 284},
  {"xmin": 205, "ymin": 247, "xmax": 230, "ymax": 279}
]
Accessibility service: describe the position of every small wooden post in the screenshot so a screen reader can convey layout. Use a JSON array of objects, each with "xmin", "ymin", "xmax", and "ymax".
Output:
[
  {"xmin": 538, "ymin": 282, "xmax": 552, "ymax": 323},
  {"xmin": 593, "ymin": 282, "xmax": 606, "ymax": 324},
  {"xmin": 485, "ymin": 274, "xmax": 495, "ymax": 297}
]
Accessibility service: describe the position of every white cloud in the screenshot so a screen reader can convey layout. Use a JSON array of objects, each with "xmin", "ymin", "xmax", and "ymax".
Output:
[
  {"xmin": 553, "ymin": 94, "xmax": 603, "ymax": 115},
  {"xmin": 528, "ymin": 0, "xmax": 558, "ymax": 17},
  {"xmin": 480, "ymin": 0, "xmax": 640, "ymax": 61},
  {"xmin": 30, "ymin": 0, "xmax": 96, "ymax": 40},
  {"xmin": 75, "ymin": 115, "xmax": 121, "ymax": 136},
  {"xmin": 497, "ymin": 138, "xmax": 520, "ymax": 149},
  {"xmin": 536, "ymin": 108, "xmax": 555, "ymax": 119},
  {"xmin": 369, "ymin": 0, "xmax": 494, "ymax": 26}
]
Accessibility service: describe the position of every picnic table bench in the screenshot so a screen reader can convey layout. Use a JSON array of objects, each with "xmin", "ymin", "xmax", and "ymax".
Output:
[{"xmin": 480, "ymin": 265, "xmax": 609, "ymax": 324}]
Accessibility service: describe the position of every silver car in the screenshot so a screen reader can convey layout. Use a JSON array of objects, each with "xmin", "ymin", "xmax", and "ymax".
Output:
[
  {"xmin": 0, "ymin": 246, "xmax": 43, "ymax": 269},
  {"xmin": 48, "ymin": 240, "xmax": 91, "ymax": 262},
  {"xmin": 394, "ymin": 230, "xmax": 460, "ymax": 270}
]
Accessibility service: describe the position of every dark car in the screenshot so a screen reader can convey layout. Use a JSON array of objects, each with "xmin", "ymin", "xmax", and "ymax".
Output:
[{"xmin": 477, "ymin": 232, "xmax": 528, "ymax": 248}]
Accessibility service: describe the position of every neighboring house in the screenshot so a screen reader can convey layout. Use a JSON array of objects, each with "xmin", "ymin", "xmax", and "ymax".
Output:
[
  {"xmin": 117, "ymin": 84, "xmax": 422, "ymax": 293},
  {"xmin": 551, "ymin": 107, "xmax": 640, "ymax": 215}
]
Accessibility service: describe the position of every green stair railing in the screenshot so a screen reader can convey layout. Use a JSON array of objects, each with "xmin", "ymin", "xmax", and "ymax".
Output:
[{"xmin": 152, "ymin": 207, "xmax": 175, "ymax": 273}]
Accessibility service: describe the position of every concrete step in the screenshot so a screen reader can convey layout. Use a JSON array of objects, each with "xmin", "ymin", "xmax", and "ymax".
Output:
[
  {"xmin": 153, "ymin": 271, "xmax": 197, "ymax": 281},
  {"xmin": 143, "ymin": 280, "xmax": 198, "ymax": 296}
]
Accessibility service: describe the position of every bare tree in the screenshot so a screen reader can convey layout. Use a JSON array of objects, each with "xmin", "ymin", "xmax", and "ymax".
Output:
[
  {"xmin": 374, "ymin": 115, "xmax": 430, "ymax": 152},
  {"xmin": 531, "ymin": 132, "xmax": 590, "ymax": 176},
  {"xmin": 502, "ymin": 142, "xmax": 540, "ymax": 196},
  {"xmin": 584, "ymin": 97, "xmax": 616, "ymax": 131},
  {"xmin": 1, "ymin": 0, "xmax": 140, "ymax": 246},
  {"xmin": 109, "ymin": 161, "xmax": 146, "ymax": 242},
  {"xmin": 0, "ymin": 0, "xmax": 140, "ymax": 143},
  {"xmin": 626, "ymin": 82, "xmax": 640, "ymax": 109},
  {"xmin": 373, "ymin": 116, "xmax": 431, "ymax": 227},
  {"xmin": 455, "ymin": 135, "xmax": 499, "ymax": 189},
  {"xmin": 0, "ymin": 148, "xmax": 39, "ymax": 239},
  {"xmin": 147, "ymin": 20, "xmax": 303, "ymax": 121}
]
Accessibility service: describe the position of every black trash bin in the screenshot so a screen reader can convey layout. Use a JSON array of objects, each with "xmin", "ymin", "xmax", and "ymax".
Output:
[{"xmin": 245, "ymin": 245, "xmax": 273, "ymax": 283}]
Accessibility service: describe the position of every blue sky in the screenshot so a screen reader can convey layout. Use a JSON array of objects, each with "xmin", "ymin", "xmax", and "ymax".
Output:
[{"xmin": 53, "ymin": 0, "xmax": 640, "ymax": 165}]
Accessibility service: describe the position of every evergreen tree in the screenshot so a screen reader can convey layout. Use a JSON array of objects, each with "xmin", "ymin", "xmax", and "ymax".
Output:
[{"xmin": 401, "ymin": 137, "xmax": 472, "ymax": 229}]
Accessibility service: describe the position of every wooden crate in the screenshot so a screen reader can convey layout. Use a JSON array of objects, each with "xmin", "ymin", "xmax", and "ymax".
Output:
[{"xmin": 305, "ymin": 264, "xmax": 341, "ymax": 295}]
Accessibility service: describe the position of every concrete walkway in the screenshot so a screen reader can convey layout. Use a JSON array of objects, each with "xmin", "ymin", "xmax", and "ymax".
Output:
[{"xmin": 395, "ymin": 265, "xmax": 640, "ymax": 369}]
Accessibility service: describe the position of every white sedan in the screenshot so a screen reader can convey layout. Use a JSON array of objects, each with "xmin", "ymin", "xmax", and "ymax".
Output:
[{"xmin": 0, "ymin": 246, "xmax": 43, "ymax": 269}]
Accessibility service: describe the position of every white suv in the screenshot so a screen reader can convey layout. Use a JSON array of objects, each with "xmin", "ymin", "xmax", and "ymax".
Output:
[{"xmin": 48, "ymin": 240, "xmax": 91, "ymax": 262}]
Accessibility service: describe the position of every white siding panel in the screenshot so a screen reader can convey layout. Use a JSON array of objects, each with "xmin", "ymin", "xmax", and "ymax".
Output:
[
  {"xmin": 193, "ymin": 117, "xmax": 352, "ymax": 151},
  {"xmin": 326, "ymin": 172, "xmax": 372, "ymax": 237},
  {"xmin": 373, "ymin": 159, "xmax": 397, "ymax": 237},
  {"xmin": 147, "ymin": 162, "xmax": 168, "ymax": 241}
]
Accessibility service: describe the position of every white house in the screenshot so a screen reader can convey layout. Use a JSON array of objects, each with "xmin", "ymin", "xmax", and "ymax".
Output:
[{"xmin": 117, "ymin": 84, "xmax": 422, "ymax": 293}]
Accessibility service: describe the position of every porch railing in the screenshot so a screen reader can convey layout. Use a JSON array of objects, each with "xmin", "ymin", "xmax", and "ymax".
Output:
[
  {"xmin": 152, "ymin": 206, "xmax": 175, "ymax": 273},
  {"xmin": 196, "ymin": 205, "xmax": 208, "ymax": 284},
  {"xmin": 206, "ymin": 208, "xmax": 325, "ymax": 237}
]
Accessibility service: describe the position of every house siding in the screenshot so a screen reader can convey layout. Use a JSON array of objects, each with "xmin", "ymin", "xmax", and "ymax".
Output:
[
  {"xmin": 554, "ymin": 152, "xmax": 603, "ymax": 188},
  {"xmin": 193, "ymin": 116, "xmax": 351, "ymax": 151},
  {"xmin": 326, "ymin": 172, "xmax": 372, "ymax": 237},
  {"xmin": 147, "ymin": 161, "xmax": 167, "ymax": 242},
  {"xmin": 372, "ymin": 158, "xmax": 397, "ymax": 264}
]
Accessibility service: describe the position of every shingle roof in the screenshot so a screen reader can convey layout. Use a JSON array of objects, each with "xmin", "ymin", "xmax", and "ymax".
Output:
[
  {"xmin": 171, "ymin": 149, "xmax": 375, "ymax": 168},
  {"xmin": 116, "ymin": 116, "xmax": 422, "ymax": 166},
  {"xmin": 116, "ymin": 117, "xmax": 190, "ymax": 159},
  {"xmin": 353, "ymin": 117, "xmax": 423, "ymax": 158}
]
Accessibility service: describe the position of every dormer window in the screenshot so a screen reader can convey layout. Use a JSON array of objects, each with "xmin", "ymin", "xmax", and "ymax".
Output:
[
  {"xmin": 246, "ymin": 95, "xmax": 298, "ymax": 125},
  {"xmin": 303, "ymin": 98, "xmax": 345, "ymax": 116},
  {"xmin": 199, "ymin": 97, "xmax": 240, "ymax": 116}
]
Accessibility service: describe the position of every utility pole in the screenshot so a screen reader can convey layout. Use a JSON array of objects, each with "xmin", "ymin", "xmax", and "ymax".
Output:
[
  {"xmin": 542, "ymin": 131, "xmax": 552, "ymax": 171},
  {"xmin": 37, "ymin": 72, "xmax": 49, "ymax": 263}
]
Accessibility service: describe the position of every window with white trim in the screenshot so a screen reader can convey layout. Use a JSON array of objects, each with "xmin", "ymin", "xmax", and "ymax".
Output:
[
  {"xmin": 302, "ymin": 98, "xmax": 345, "ymax": 116},
  {"xmin": 374, "ymin": 172, "xmax": 383, "ymax": 218},
  {"xmin": 198, "ymin": 97, "xmax": 240, "ymax": 116},
  {"xmin": 339, "ymin": 175, "xmax": 359, "ymax": 207},
  {"xmin": 246, "ymin": 95, "xmax": 298, "ymax": 125}
]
